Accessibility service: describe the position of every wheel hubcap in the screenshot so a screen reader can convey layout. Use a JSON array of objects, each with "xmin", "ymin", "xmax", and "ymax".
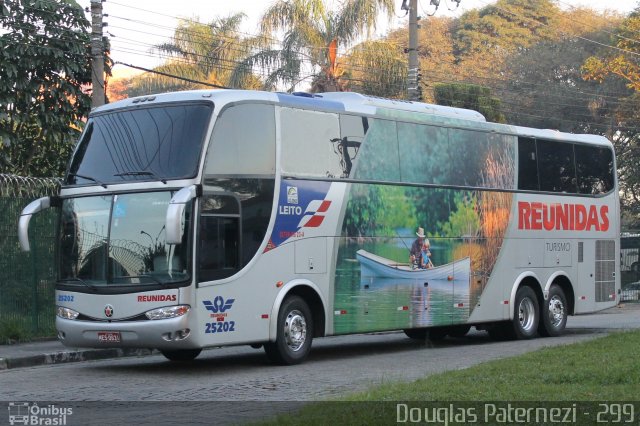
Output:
[
  {"xmin": 518, "ymin": 297, "xmax": 535, "ymax": 332},
  {"xmin": 548, "ymin": 295, "xmax": 565, "ymax": 327},
  {"xmin": 284, "ymin": 310, "xmax": 307, "ymax": 352}
]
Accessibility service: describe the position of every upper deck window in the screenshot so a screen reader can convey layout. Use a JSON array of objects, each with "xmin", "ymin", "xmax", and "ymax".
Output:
[{"xmin": 67, "ymin": 102, "xmax": 213, "ymax": 185}]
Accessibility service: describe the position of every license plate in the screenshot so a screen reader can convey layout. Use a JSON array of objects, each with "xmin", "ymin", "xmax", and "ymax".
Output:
[{"xmin": 97, "ymin": 331, "xmax": 121, "ymax": 343}]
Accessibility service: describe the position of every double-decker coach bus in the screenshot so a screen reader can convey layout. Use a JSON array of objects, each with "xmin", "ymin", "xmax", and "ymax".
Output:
[{"xmin": 18, "ymin": 90, "xmax": 619, "ymax": 364}]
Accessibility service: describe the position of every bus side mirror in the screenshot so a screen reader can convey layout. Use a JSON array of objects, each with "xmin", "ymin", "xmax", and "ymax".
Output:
[
  {"xmin": 18, "ymin": 196, "xmax": 53, "ymax": 252},
  {"xmin": 166, "ymin": 185, "xmax": 200, "ymax": 244}
]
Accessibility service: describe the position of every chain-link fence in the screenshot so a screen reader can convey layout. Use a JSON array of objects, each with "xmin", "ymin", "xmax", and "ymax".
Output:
[
  {"xmin": 621, "ymin": 232, "xmax": 640, "ymax": 302},
  {"xmin": 0, "ymin": 174, "xmax": 60, "ymax": 342}
]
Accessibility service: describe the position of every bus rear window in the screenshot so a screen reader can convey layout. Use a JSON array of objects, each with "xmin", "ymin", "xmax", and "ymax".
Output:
[{"xmin": 67, "ymin": 102, "xmax": 213, "ymax": 185}]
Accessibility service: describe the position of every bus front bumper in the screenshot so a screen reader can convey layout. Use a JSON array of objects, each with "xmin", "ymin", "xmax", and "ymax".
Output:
[{"xmin": 56, "ymin": 314, "xmax": 198, "ymax": 350}]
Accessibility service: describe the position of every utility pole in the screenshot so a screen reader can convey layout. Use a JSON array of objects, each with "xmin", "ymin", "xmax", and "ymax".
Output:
[
  {"xmin": 404, "ymin": 0, "xmax": 460, "ymax": 102},
  {"xmin": 90, "ymin": 0, "xmax": 105, "ymax": 107},
  {"xmin": 407, "ymin": 0, "xmax": 420, "ymax": 101}
]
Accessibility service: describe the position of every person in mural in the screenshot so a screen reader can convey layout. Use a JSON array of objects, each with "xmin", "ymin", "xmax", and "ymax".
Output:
[
  {"xmin": 409, "ymin": 227, "xmax": 426, "ymax": 269},
  {"xmin": 420, "ymin": 240, "xmax": 434, "ymax": 269}
]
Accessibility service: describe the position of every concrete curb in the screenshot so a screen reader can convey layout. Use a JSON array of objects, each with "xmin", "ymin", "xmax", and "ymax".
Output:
[{"xmin": 0, "ymin": 348, "xmax": 158, "ymax": 370}]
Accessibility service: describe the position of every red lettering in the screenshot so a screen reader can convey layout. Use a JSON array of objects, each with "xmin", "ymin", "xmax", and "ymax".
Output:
[
  {"xmin": 600, "ymin": 206, "xmax": 610, "ymax": 231},
  {"xmin": 518, "ymin": 202, "xmax": 531, "ymax": 230},
  {"xmin": 517, "ymin": 201, "xmax": 610, "ymax": 232},
  {"xmin": 575, "ymin": 204, "xmax": 587, "ymax": 231},
  {"xmin": 543, "ymin": 203, "xmax": 555, "ymax": 231},
  {"xmin": 587, "ymin": 205, "xmax": 600, "ymax": 231},
  {"xmin": 556, "ymin": 204, "xmax": 568, "ymax": 230},
  {"xmin": 137, "ymin": 294, "xmax": 177, "ymax": 302},
  {"xmin": 531, "ymin": 202, "xmax": 543, "ymax": 230}
]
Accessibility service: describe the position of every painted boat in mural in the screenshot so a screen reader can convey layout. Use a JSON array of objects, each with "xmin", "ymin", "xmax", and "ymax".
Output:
[{"xmin": 356, "ymin": 249, "xmax": 471, "ymax": 281}]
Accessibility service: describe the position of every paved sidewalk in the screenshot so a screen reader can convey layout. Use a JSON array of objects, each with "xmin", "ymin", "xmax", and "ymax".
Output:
[{"xmin": 0, "ymin": 339, "xmax": 156, "ymax": 370}]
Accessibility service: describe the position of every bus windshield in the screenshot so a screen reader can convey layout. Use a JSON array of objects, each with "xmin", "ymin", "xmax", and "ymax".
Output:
[
  {"xmin": 66, "ymin": 102, "xmax": 213, "ymax": 185},
  {"xmin": 59, "ymin": 192, "xmax": 191, "ymax": 288}
]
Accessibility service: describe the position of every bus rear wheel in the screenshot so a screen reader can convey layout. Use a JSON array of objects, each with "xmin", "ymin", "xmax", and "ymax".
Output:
[
  {"xmin": 160, "ymin": 348, "xmax": 202, "ymax": 361},
  {"xmin": 538, "ymin": 285, "xmax": 567, "ymax": 337},
  {"xmin": 488, "ymin": 286, "xmax": 539, "ymax": 341},
  {"xmin": 513, "ymin": 286, "xmax": 539, "ymax": 339},
  {"xmin": 264, "ymin": 296, "xmax": 313, "ymax": 365}
]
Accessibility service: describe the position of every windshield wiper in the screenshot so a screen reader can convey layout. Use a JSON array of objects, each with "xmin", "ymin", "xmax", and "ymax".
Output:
[
  {"xmin": 59, "ymin": 277, "xmax": 98, "ymax": 292},
  {"xmin": 67, "ymin": 173, "xmax": 107, "ymax": 188},
  {"xmin": 112, "ymin": 274, "xmax": 168, "ymax": 286},
  {"xmin": 114, "ymin": 171, "xmax": 167, "ymax": 184}
]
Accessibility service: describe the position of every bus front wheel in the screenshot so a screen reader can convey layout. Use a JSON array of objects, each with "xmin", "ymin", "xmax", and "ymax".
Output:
[
  {"xmin": 160, "ymin": 348, "xmax": 202, "ymax": 361},
  {"xmin": 265, "ymin": 296, "xmax": 313, "ymax": 365},
  {"xmin": 538, "ymin": 285, "xmax": 567, "ymax": 337}
]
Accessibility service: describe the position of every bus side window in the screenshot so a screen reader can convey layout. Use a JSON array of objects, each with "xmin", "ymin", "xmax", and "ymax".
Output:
[
  {"xmin": 575, "ymin": 144, "xmax": 614, "ymax": 195},
  {"xmin": 537, "ymin": 139, "xmax": 577, "ymax": 193},
  {"xmin": 518, "ymin": 137, "xmax": 539, "ymax": 190},
  {"xmin": 198, "ymin": 195, "xmax": 241, "ymax": 282}
]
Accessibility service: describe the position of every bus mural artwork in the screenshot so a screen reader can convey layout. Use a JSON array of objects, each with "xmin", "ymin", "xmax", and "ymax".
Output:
[
  {"xmin": 333, "ymin": 113, "xmax": 516, "ymax": 335},
  {"xmin": 18, "ymin": 90, "xmax": 619, "ymax": 365}
]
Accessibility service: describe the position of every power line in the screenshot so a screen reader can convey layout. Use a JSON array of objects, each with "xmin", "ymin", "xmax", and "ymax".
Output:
[{"xmin": 113, "ymin": 61, "xmax": 231, "ymax": 89}]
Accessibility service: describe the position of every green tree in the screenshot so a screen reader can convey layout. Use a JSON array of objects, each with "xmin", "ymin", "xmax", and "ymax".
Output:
[
  {"xmin": 453, "ymin": 0, "xmax": 558, "ymax": 56},
  {"xmin": 582, "ymin": 9, "xmax": 640, "ymax": 91},
  {"xmin": 433, "ymin": 83, "xmax": 506, "ymax": 123},
  {"xmin": 445, "ymin": 0, "xmax": 561, "ymax": 89},
  {"xmin": 502, "ymin": 8, "xmax": 628, "ymax": 133},
  {"xmin": 579, "ymin": 8, "xmax": 640, "ymax": 225},
  {"xmin": 125, "ymin": 14, "xmax": 262, "ymax": 96},
  {"xmin": 231, "ymin": 0, "xmax": 394, "ymax": 92},
  {"xmin": 0, "ymin": 0, "xmax": 92, "ymax": 177},
  {"xmin": 344, "ymin": 40, "xmax": 407, "ymax": 98}
]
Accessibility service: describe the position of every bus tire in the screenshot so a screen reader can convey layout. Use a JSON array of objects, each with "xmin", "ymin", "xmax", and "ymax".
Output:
[
  {"xmin": 404, "ymin": 327, "xmax": 448, "ymax": 341},
  {"xmin": 264, "ymin": 296, "xmax": 313, "ymax": 365},
  {"xmin": 539, "ymin": 284, "xmax": 567, "ymax": 337},
  {"xmin": 512, "ymin": 286, "xmax": 539, "ymax": 339},
  {"xmin": 448, "ymin": 325, "xmax": 471, "ymax": 338},
  {"xmin": 404, "ymin": 328, "xmax": 427, "ymax": 340},
  {"xmin": 160, "ymin": 348, "xmax": 202, "ymax": 361}
]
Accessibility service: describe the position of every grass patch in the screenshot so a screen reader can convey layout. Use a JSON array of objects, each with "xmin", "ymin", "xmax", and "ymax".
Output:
[
  {"xmin": 0, "ymin": 318, "xmax": 32, "ymax": 344},
  {"xmin": 260, "ymin": 330, "xmax": 640, "ymax": 425}
]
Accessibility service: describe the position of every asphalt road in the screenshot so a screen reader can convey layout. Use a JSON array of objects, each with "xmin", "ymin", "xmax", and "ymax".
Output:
[{"xmin": 0, "ymin": 305, "xmax": 638, "ymax": 425}]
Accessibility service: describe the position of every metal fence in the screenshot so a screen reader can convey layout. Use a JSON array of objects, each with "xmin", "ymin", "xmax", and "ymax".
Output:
[
  {"xmin": 621, "ymin": 232, "xmax": 640, "ymax": 302},
  {"xmin": 0, "ymin": 174, "xmax": 60, "ymax": 342}
]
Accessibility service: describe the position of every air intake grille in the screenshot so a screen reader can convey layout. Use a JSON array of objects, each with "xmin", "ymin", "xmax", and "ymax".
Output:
[{"xmin": 595, "ymin": 240, "xmax": 616, "ymax": 302}]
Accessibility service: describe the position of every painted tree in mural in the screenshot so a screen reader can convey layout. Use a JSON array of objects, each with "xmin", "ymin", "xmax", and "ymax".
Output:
[{"xmin": 230, "ymin": 0, "xmax": 395, "ymax": 92}]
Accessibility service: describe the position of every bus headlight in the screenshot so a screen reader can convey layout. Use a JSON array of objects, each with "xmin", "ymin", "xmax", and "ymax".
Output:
[
  {"xmin": 145, "ymin": 305, "xmax": 190, "ymax": 320},
  {"xmin": 57, "ymin": 306, "xmax": 79, "ymax": 320}
]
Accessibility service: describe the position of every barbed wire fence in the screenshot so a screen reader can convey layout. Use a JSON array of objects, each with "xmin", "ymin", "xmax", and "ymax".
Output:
[{"xmin": 0, "ymin": 174, "xmax": 61, "ymax": 343}]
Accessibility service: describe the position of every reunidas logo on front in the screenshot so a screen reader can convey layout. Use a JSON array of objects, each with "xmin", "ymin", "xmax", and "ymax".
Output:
[{"xmin": 7, "ymin": 402, "xmax": 73, "ymax": 425}]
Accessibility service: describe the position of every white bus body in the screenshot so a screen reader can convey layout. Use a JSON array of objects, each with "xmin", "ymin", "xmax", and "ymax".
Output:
[{"xmin": 19, "ymin": 90, "xmax": 619, "ymax": 364}]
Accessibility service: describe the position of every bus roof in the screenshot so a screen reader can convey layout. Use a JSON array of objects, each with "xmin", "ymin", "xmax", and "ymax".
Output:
[{"xmin": 92, "ymin": 89, "xmax": 611, "ymax": 147}]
